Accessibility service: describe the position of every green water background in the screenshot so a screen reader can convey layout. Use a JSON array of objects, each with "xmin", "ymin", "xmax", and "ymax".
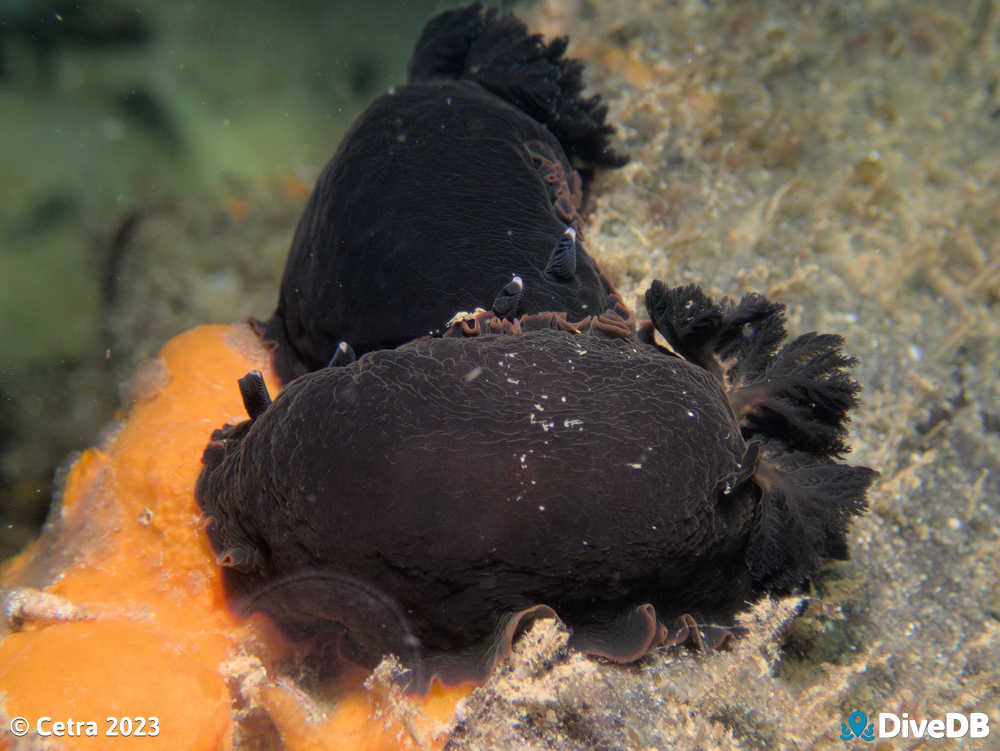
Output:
[{"xmin": 0, "ymin": 0, "xmax": 456, "ymax": 558}]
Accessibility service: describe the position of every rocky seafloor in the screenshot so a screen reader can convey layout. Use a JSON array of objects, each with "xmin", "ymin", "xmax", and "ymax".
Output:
[
  {"xmin": 3, "ymin": 0, "xmax": 998, "ymax": 749},
  {"xmin": 439, "ymin": 2, "xmax": 999, "ymax": 748}
]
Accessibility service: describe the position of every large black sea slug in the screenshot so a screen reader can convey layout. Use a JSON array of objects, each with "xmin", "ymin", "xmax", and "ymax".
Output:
[{"xmin": 197, "ymin": 283, "xmax": 876, "ymax": 692}]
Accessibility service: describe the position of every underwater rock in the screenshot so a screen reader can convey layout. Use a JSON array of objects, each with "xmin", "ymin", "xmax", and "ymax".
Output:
[
  {"xmin": 255, "ymin": 3, "xmax": 631, "ymax": 383},
  {"xmin": 196, "ymin": 284, "xmax": 876, "ymax": 693}
]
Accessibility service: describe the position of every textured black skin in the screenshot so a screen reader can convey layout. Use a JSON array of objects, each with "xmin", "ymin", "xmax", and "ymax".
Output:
[
  {"xmin": 198, "ymin": 330, "xmax": 759, "ymax": 684},
  {"xmin": 199, "ymin": 279, "xmax": 878, "ymax": 691},
  {"xmin": 259, "ymin": 4, "xmax": 629, "ymax": 383}
]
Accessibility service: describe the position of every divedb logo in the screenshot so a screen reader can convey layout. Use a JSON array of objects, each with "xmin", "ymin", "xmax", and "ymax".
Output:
[{"xmin": 841, "ymin": 710, "xmax": 991, "ymax": 741}]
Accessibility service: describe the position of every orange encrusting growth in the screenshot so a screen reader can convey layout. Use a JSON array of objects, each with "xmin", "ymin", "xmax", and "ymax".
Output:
[
  {"xmin": 0, "ymin": 324, "xmax": 472, "ymax": 751},
  {"xmin": 1, "ymin": 620, "xmax": 230, "ymax": 750}
]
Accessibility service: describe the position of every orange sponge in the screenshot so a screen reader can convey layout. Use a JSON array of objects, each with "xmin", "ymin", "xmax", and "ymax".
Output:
[{"xmin": 0, "ymin": 324, "xmax": 469, "ymax": 750}]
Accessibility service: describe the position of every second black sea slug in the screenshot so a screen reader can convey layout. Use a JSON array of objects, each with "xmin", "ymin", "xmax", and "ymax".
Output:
[{"xmin": 255, "ymin": 3, "xmax": 631, "ymax": 384}]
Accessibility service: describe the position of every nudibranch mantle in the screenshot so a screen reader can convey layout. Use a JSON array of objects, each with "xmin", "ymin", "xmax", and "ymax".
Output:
[{"xmin": 198, "ymin": 284, "xmax": 876, "ymax": 693}]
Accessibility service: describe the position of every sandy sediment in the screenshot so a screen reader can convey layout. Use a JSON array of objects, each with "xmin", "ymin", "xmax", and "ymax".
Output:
[{"xmin": 442, "ymin": 1, "xmax": 999, "ymax": 748}]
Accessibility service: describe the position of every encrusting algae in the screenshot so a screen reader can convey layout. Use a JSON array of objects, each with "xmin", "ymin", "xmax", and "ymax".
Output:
[{"xmin": 0, "ymin": 324, "xmax": 470, "ymax": 750}]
